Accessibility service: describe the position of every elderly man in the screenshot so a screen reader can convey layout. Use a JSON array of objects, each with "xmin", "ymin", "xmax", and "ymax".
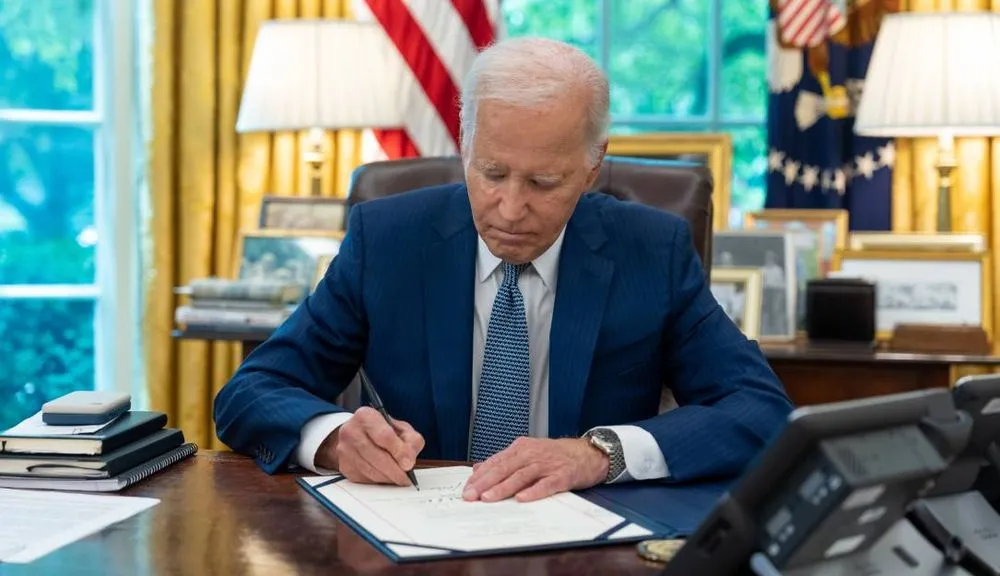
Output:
[{"xmin": 214, "ymin": 37, "xmax": 792, "ymax": 503}]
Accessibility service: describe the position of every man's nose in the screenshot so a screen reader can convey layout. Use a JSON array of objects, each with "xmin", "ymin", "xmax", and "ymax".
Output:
[{"xmin": 496, "ymin": 181, "xmax": 528, "ymax": 222}]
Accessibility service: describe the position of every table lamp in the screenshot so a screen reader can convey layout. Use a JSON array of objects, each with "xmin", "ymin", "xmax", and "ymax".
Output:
[
  {"xmin": 854, "ymin": 12, "xmax": 1000, "ymax": 232},
  {"xmin": 236, "ymin": 19, "xmax": 405, "ymax": 196}
]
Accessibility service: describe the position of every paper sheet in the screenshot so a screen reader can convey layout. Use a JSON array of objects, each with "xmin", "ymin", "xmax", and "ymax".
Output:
[
  {"xmin": 304, "ymin": 466, "xmax": 652, "ymax": 556},
  {"xmin": 0, "ymin": 488, "xmax": 159, "ymax": 563},
  {"xmin": 2, "ymin": 411, "xmax": 119, "ymax": 436}
]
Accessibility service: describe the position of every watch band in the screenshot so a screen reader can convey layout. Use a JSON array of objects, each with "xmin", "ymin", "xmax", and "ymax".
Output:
[{"xmin": 587, "ymin": 428, "xmax": 627, "ymax": 483}]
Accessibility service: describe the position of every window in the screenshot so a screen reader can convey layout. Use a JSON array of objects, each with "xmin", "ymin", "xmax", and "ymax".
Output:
[
  {"xmin": 0, "ymin": 0, "xmax": 141, "ymax": 430},
  {"xmin": 501, "ymin": 0, "xmax": 768, "ymax": 226}
]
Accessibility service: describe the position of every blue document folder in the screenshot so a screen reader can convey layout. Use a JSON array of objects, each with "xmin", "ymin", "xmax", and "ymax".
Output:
[{"xmin": 297, "ymin": 466, "xmax": 732, "ymax": 563}]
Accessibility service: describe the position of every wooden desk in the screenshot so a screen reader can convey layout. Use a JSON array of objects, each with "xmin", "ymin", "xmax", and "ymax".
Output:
[
  {"xmin": 173, "ymin": 329, "xmax": 1000, "ymax": 407},
  {"xmin": 9, "ymin": 451, "xmax": 663, "ymax": 576},
  {"xmin": 762, "ymin": 343, "xmax": 1000, "ymax": 406}
]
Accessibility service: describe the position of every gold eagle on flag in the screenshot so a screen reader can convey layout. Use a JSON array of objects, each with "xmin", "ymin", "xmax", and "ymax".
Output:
[{"xmin": 770, "ymin": 0, "xmax": 899, "ymax": 123}]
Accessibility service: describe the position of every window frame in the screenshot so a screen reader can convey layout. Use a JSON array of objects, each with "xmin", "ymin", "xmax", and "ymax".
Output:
[{"xmin": 0, "ymin": 0, "xmax": 141, "ymax": 400}]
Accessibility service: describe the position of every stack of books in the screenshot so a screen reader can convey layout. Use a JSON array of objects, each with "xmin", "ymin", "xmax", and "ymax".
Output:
[
  {"xmin": 0, "ymin": 409, "xmax": 197, "ymax": 492},
  {"xmin": 173, "ymin": 277, "xmax": 304, "ymax": 333}
]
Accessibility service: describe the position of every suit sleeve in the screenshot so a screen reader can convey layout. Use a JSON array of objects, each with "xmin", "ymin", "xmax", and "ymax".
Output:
[
  {"xmin": 213, "ymin": 206, "xmax": 370, "ymax": 473},
  {"xmin": 635, "ymin": 221, "xmax": 794, "ymax": 482}
]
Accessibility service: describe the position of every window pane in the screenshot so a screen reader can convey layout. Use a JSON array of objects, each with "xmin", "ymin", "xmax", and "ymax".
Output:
[
  {"xmin": 721, "ymin": 1, "xmax": 767, "ymax": 119},
  {"xmin": 501, "ymin": 0, "xmax": 599, "ymax": 61},
  {"xmin": 0, "ymin": 0, "xmax": 94, "ymax": 110},
  {"xmin": 0, "ymin": 124, "xmax": 96, "ymax": 284},
  {"xmin": 609, "ymin": 0, "xmax": 708, "ymax": 118},
  {"xmin": 0, "ymin": 298, "xmax": 95, "ymax": 431},
  {"xmin": 730, "ymin": 125, "xmax": 767, "ymax": 226}
]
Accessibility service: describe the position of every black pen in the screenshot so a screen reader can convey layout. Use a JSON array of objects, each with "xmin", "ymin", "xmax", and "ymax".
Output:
[{"xmin": 357, "ymin": 366, "xmax": 420, "ymax": 490}]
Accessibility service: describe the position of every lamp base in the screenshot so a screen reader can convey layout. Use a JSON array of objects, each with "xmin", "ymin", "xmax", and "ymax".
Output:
[
  {"xmin": 936, "ymin": 134, "xmax": 956, "ymax": 233},
  {"xmin": 304, "ymin": 128, "xmax": 326, "ymax": 197}
]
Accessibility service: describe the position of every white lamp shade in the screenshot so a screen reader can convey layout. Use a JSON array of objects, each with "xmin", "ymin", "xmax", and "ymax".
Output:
[
  {"xmin": 855, "ymin": 12, "xmax": 1000, "ymax": 138},
  {"xmin": 236, "ymin": 19, "xmax": 406, "ymax": 133}
]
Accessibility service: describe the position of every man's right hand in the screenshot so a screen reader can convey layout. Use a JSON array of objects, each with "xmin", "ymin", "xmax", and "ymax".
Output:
[{"xmin": 315, "ymin": 407, "xmax": 425, "ymax": 485}]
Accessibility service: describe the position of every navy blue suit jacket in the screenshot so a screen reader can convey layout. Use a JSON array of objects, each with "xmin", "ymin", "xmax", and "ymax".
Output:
[{"xmin": 214, "ymin": 184, "xmax": 793, "ymax": 479}]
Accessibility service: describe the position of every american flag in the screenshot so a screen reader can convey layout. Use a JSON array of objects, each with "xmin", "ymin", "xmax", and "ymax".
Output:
[
  {"xmin": 353, "ymin": 0, "xmax": 502, "ymax": 160},
  {"xmin": 775, "ymin": 0, "xmax": 845, "ymax": 48}
]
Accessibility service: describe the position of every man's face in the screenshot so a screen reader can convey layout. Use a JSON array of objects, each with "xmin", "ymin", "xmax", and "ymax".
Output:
[{"xmin": 463, "ymin": 96, "xmax": 605, "ymax": 264}]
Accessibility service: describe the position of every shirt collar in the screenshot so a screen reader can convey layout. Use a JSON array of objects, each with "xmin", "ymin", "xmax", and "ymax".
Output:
[{"xmin": 476, "ymin": 227, "xmax": 566, "ymax": 291}]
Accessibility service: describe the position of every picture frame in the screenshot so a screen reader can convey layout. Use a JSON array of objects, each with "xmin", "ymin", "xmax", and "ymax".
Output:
[
  {"xmin": 713, "ymin": 230, "xmax": 798, "ymax": 342},
  {"xmin": 607, "ymin": 132, "xmax": 732, "ymax": 231},
  {"xmin": 832, "ymin": 249, "xmax": 992, "ymax": 341},
  {"xmin": 744, "ymin": 209, "xmax": 848, "ymax": 332},
  {"xmin": 234, "ymin": 229, "xmax": 345, "ymax": 292},
  {"xmin": 258, "ymin": 195, "xmax": 348, "ymax": 231},
  {"xmin": 710, "ymin": 267, "xmax": 763, "ymax": 340},
  {"xmin": 847, "ymin": 232, "xmax": 987, "ymax": 253}
]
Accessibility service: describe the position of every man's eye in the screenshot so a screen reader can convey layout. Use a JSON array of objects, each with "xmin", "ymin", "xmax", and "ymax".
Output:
[
  {"xmin": 484, "ymin": 172, "xmax": 505, "ymax": 181},
  {"xmin": 531, "ymin": 179, "xmax": 558, "ymax": 190}
]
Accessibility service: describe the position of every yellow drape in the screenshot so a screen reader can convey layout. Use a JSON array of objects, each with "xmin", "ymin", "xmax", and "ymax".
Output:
[
  {"xmin": 894, "ymin": 0, "xmax": 1000, "ymax": 382},
  {"xmin": 146, "ymin": 0, "xmax": 363, "ymax": 449}
]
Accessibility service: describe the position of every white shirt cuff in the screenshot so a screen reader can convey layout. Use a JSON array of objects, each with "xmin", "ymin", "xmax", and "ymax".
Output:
[
  {"xmin": 595, "ymin": 424, "xmax": 670, "ymax": 483},
  {"xmin": 294, "ymin": 412, "xmax": 353, "ymax": 474}
]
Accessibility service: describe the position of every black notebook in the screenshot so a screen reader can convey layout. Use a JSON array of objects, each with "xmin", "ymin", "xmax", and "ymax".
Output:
[
  {"xmin": 0, "ymin": 428, "xmax": 184, "ymax": 478},
  {"xmin": 0, "ymin": 443, "xmax": 198, "ymax": 492},
  {"xmin": 0, "ymin": 411, "xmax": 168, "ymax": 456}
]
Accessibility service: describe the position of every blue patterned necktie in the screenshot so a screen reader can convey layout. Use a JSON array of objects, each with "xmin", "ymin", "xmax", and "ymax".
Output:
[{"xmin": 470, "ymin": 262, "xmax": 531, "ymax": 462}]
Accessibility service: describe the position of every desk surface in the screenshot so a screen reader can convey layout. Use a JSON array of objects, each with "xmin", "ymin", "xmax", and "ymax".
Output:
[{"xmin": 7, "ymin": 451, "xmax": 665, "ymax": 576}]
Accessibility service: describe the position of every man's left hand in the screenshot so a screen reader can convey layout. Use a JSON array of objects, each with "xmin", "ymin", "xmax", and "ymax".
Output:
[{"xmin": 462, "ymin": 437, "xmax": 609, "ymax": 503}]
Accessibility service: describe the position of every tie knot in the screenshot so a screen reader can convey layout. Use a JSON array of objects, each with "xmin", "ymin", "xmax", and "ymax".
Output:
[{"xmin": 501, "ymin": 262, "xmax": 529, "ymax": 287}]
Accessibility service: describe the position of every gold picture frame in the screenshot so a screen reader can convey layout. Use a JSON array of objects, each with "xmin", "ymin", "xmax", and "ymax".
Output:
[
  {"xmin": 234, "ymin": 229, "xmax": 345, "ymax": 290},
  {"xmin": 847, "ymin": 232, "xmax": 987, "ymax": 253},
  {"xmin": 831, "ymin": 249, "xmax": 992, "ymax": 342},
  {"xmin": 258, "ymin": 195, "xmax": 348, "ymax": 231},
  {"xmin": 710, "ymin": 267, "xmax": 763, "ymax": 340},
  {"xmin": 608, "ymin": 132, "xmax": 732, "ymax": 231},
  {"xmin": 744, "ymin": 209, "xmax": 848, "ymax": 277}
]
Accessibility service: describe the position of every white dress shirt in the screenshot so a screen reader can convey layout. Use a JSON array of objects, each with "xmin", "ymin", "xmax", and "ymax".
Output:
[{"xmin": 294, "ymin": 230, "xmax": 670, "ymax": 482}]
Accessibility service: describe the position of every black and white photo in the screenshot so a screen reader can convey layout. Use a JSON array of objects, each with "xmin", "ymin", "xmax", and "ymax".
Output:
[
  {"xmin": 259, "ymin": 196, "xmax": 347, "ymax": 231},
  {"xmin": 713, "ymin": 231, "xmax": 796, "ymax": 340}
]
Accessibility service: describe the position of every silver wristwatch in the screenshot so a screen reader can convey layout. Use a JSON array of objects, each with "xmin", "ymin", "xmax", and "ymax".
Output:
[{"xmin": 584, "ymin": 428, "xmax": 627, "ymax": 483}]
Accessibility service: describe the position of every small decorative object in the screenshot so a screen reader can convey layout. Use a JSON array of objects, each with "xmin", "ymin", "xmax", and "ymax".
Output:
[
  {"xmin": 833, "ymin": 249, "xmax": 991, "ymax": 341},
  {"xmin": 259, "ymin": 195, "xmax": 348, "ymax": 231},
  {"xmin": 235, "ymin": 229, "xmax": 344, "ymax": 292},
  {"xmin": 636, "ymin": 538, "xmax": 686, "ymax": 563},
  {"xmin": 847, "ymin": 232, "xmax": 986, "ymax": 254},
  {"xmin": 713, "ymin": 231, "xmax": 797, "ymax": 341},
  {"xmin": 710, "ymin": 267, "xmax": 763, "ymax": 340},
  {"xmin": 608, "ymin": 132, "xmax": 732, "ymax": 231},
  {"xmin": 805, "ymin": 278, "xmax": 876, "ymax": 345},
  {"xmin": 889, "ymin": 324, "xmax": 990, "ymax": 356}
]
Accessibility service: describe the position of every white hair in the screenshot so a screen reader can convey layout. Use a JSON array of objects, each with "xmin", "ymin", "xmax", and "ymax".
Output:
[{"xmin": 458, "ymin": 37, "xmax": 610, "ymax": 166}]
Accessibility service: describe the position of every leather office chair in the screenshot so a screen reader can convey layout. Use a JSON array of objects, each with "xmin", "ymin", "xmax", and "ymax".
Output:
[{"xmin": 347, "ymin": 155, "xmax": 715, "ymax": 270}]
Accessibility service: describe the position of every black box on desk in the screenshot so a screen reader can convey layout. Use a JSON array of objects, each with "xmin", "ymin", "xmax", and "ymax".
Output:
[{"xmin": 806, "ymin": 278, "xmax": 876, "ymax": 344}]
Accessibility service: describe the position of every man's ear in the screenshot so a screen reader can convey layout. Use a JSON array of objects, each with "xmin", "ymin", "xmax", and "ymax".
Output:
[{"xmin": 584, "ymin": 140, "xmax": 609, "ymax": 189}]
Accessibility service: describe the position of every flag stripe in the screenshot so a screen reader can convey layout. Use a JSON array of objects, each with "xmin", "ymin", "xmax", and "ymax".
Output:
[
  {"xmin": 787, "ymin": 2, "xmax": 825, "ymax": 44},
  {"xmin": 364, "ymin": 0, "xmax": 462, "ymax": 149},
  {"xmin": 451, "ymin": 0, "xmax": 496, "ymax": 49}
]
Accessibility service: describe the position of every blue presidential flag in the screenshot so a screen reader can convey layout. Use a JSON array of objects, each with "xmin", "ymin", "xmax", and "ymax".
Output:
[{"xmin": 765, "ymin": 0, "xmax": 899, "ymax": 231}]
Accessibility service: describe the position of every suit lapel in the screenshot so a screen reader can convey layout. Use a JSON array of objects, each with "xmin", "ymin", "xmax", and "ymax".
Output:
[
  {"xmin": 424, "ymin": 189, "xmax": 477, "ymax": 460},
  {"xmin": 549, "ymin": 204, "xmax": 614, "ymax": 438}
]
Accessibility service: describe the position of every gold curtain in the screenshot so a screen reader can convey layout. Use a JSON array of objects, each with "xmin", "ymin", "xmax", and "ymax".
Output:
[
  {"xmin": 893, "ymin": 0, "xmax": 1000, "ymax": 383},
  {"xmin": 146, "ymin": 0, "xmax": 363, "ymax": 450}
]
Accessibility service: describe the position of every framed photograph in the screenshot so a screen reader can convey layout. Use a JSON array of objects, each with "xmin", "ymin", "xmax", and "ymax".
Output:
[
  {"xmin": 710, "ymin": 267, "xmax": 763, "ymax": 340},
  {"xmin": 235, "ymin": 229, "xmax": 345, "ymax": 291},
  {"xmin": 313, "ymin": 253, "xmax": 335, "ymax": 291},
  {"xmin": 713, "ymin": 231, "xmax": 797, "ymax": 341},
  {"xmin": 259, "ymin": 195, "xmax": 348, "ymax": 231},
  {"xmin": 832, "ymin": 250, "xmax": 991, "ymax": 340},
  {"xmin": 847, "ymin": 232, "xmax": 987, "ymax": 253},
  {"xmin": 608, "ymin": 132, "xmax": 732, "ymax": 231}
]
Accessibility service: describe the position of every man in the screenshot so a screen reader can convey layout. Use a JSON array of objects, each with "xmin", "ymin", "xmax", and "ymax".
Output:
[{"xmin": 214, "ymin": 37, "xmax": 793, "ymax": 503}]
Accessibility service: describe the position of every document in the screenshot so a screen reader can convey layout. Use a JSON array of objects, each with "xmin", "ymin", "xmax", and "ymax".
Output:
[
  {"xmin": 3, "ymin": 411, "xmax": 119, "ymax": 436},
  {"xmin": 0, "ymin": 488, "xmax": 159, "ymax": 563},
  {"xmin": 300, "ymin": 466, "xmax": 654, "ymax": 559}
]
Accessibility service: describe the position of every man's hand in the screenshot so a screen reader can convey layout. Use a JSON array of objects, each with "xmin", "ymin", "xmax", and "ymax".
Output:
[
  {"xmin": 462, "ymin": 437, "xmax": 609, "ymax": 503},
  {"xmin": 315, "ymin": 407, "xmax": 425, "ymax": 485}
]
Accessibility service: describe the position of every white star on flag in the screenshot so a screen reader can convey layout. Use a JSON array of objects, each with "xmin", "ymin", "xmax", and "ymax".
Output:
[
  {"xmin": 877, "ymin": 142, "xmax": 896, "ymax": 168},
  {"xmin": 800, "ymin": 165, "xmax": 820, "ymax": 192},
  {"xmin": 768, "ymin": 148, "xmax": 786, "ymax": 172},
  {"xmin": 783, "ymin": 160, "xmax": 801, "ymax": 185},
  {"xmin": 856, "ymin": 152, "xmax": 877, "ymax": 180},
  {"xmin": 833, "ymin": 169, "xmax": 847, "ymax": 195}
]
